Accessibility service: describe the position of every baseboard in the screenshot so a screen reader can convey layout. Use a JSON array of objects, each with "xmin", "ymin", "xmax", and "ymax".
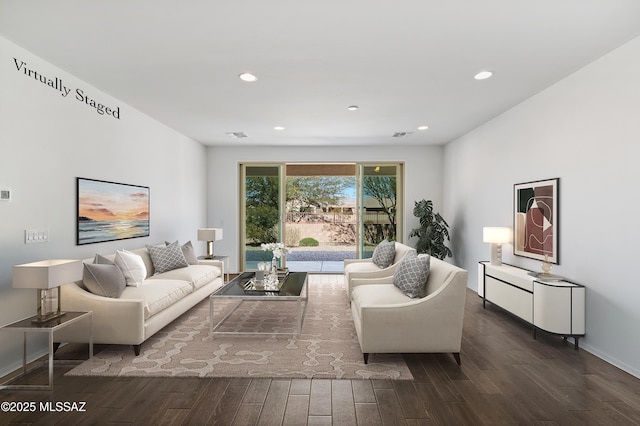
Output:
[
  {"xmin": 579, "ymin": 342, "xmax": 640, "ymax": 379},
  {"xmin": 0, "ymin": 347, "xmax": 49, "ymax": 381}
]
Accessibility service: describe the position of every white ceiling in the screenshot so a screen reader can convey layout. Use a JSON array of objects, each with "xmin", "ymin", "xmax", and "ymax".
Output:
[{"xmin": 2, "ymin": 1, "xmax": 640, "ymax": 147}]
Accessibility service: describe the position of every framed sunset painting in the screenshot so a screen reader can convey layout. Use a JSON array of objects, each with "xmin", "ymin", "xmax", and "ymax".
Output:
[{"xmin": 77, "ymin": 177, "xmax": 150, "ymax": 245}]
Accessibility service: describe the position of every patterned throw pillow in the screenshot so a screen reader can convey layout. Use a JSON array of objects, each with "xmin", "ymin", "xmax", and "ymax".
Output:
[
  {"xmin": 371, "ymin": 240, "xmax": 396, "ymax": 268},
  {"xmin": 147, "ymin": 241, "xmax": 189, "ymax": 274},
  {"xmin": 393, "ymin": 254, "xmax": 431, "ymax": 298}
]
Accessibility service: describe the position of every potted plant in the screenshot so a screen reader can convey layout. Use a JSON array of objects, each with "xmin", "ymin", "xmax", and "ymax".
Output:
[{"xmin": 409, "ymin": 199, "xmax": 452, "ymax": 260}]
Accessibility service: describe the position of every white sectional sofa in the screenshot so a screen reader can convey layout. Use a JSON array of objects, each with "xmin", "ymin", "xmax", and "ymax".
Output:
[{"xmin": 55, "ymin": 246, "xmax": 224, "ymax": 355}]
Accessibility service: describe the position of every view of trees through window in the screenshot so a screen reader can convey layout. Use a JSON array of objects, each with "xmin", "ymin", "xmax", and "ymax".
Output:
[{"xmin": 243, "ymin": 164, "xmax": 401, "ymax": 270}]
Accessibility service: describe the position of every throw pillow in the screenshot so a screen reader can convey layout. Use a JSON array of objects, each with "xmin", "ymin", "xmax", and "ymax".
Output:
[
  {"xmin": 83, "ymin": 263, "xmax": 126, "ymax": 298},
  {"xmin": 181, "ymin": 240, "xmax": 199, "ymax": 265},
  {"xmin": 147, "ymin": 241, "xmax": 189, "ymax": 274},
  {"xmin": 393, "ymin": 253, "xmax": 431, "ymax": 298},
  {"xmin": 114, "ymin": 249, "xmax": 147, "ymax": 287},
  {"xmin": 165, "ymin": 240, "xmax": 199, "ymax": 265},
  {"xmin": 94, "ymin": 254, "xmax": 114, "ymax": 265},
  {"xmin": 371, "ymin": 239, "xmax": 396, "ymax": 268}
]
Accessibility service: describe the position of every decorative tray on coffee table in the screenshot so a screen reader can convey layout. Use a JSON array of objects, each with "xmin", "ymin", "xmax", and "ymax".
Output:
[{"xmin": 242, "ymin": 278, "xmax": 285, "ymax": 293}]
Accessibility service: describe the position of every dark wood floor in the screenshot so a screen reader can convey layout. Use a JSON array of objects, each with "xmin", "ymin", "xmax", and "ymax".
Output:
[{"xmin": 1, "ymin": 286, "xmax": 640, "ymax": 425}]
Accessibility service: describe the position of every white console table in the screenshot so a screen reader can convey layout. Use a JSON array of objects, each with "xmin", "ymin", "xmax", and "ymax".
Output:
[{"xmin": 478, "ymin": 261, "xmax": 585, "ymax": 349}]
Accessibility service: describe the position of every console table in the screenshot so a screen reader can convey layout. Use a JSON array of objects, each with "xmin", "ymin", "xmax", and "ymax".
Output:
[{"xmin": 478, "ymin": 261, "xmax": 585, "ymax": 349}]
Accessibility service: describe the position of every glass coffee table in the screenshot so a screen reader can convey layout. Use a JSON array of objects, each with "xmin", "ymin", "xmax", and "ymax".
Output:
[{"xmin": 209, "ymin": 271, "xmax": 308, "ymax": 336}]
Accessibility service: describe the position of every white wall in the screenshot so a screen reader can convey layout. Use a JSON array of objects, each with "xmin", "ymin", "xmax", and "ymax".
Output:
[
  {"xmin": 206, "ymin": 145, "xmax": 444, "ymax": 273},
  {"xmin": 0, "ymin": 36, "xmax": 208, "ymax": 376},
  {"xmin": 443, "ymin": 36, "xmax": 640, "ymax": 378}
]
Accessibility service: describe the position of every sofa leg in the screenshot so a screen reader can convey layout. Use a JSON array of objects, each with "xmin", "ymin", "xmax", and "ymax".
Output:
[
  {"xmin": 453, "ymin": 352, "xmax": 461, "ymax": 365},
  {"xmin": 363, "ymin": 353, "xmax": 369, "ymax": 364},
  {"xmin": 133, "ymin": 345, "xmax": 141, "ymax": 356}
]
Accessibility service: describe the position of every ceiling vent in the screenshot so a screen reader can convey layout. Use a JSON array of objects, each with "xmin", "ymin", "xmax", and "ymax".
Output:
[
  {"xmin": 392, "ymin": 132, "xmax": 413, "ymax": 138},
  {"xmin": 225, "ymin": 132, "xmax": 248, "ymax": 138}
]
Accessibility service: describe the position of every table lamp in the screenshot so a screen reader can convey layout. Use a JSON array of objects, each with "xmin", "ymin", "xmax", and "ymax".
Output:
[
  {"xmin": 483, "ymin": 227, "xmax": 511, "ymax": 266},
  {"xmin": 197, "ymin": 228, "xmax": 223, "ymax": 259},
  {"xmin": 13, "ymin": 259, "xmax": 83, "ymax": 324}
]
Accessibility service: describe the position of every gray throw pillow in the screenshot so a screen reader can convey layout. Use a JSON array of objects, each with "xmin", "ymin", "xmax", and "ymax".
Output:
[
  {"xmin": 83, "ymin": 263, "xmax": 126, "ymax": 298},
  {"xmin": 372, "ymin": 240, "xmax": 396, "ymax": 268},
  {"xmin": 94, "ymin": 254, "xmax": 114, "ymax": 265},
  {"xmin": 147, "ymin": 241, "xmax": 189, "ymax": 274},
  {"xmin": 393, "ymin": 254, "xmax": 431, "ymax": 298},
  {"xmin": 181, "ymin": 241, "xmax": 199, "ymax": 265},
  {"xmin": 166, "ymin": 240, "xmax": 199, "ymax": 265}
]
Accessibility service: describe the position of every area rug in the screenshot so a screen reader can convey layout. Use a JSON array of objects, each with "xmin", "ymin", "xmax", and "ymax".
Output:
[{"xmin": 66, "ymin": 275, "xmax": 413, "ymax": 380}]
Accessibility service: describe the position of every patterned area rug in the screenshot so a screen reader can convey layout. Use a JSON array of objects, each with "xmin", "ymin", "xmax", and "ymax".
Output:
[{"xmin": 66, "ymin": 275, "xmax": 413, "ymax": 379}]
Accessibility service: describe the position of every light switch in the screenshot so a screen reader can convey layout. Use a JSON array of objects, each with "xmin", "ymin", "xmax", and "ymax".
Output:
[{"xmin": 25, "ymin": 229, "xmax": 48, "ymax": 244}]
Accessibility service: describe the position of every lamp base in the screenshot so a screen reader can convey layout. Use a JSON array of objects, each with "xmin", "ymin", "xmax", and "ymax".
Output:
[
  {"xmin": 33, "ymin": 288, "xmax": 65, "ymax": 324},
  {"xmin": 205, "ymin": 241, "xmax": 215, "ymax": 259},
  {"xmin": 489, "ymin": 243, "xmax": 503, "ymax": 266}
]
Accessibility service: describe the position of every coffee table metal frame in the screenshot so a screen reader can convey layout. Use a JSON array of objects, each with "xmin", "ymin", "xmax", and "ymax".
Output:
[{"xmin": 210, "ymin": 272, "xmax": 308, "ymax": 336}]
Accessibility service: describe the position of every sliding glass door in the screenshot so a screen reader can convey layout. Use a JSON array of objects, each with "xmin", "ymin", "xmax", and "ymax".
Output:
[
  {"xmin": 240, "ymin": 162, "xmax": 403, "ymax": 270},
  {"xmin": 240, "ymin": 164, "xmax": 283, "ymax": 270},
  {"xmin": 357, "ymin": 163, "xmax": 403, "ymax": 259}
]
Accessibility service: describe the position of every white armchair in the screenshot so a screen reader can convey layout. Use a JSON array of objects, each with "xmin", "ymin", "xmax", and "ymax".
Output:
[
  {"xmin": 344, "ymin": 242, "xmax": 416, "ymax": 300},
  {"xmin": 349, "ymin": 256, "xmax": 468, "ymax": 365}
]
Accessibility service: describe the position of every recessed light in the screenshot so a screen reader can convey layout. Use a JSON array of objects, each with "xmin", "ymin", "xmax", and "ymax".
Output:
[
  {"xmin": 273, "ymin": 126, "xmax": 285, "ymax": 131},
  {"xmin": 239, "ymin": 72, "xmax": 258, "ymax": 82},
  {"xmin": 418, "ymin": 125, "xmax": 429, "ymax": 130},
  {"xmin": 347, "ymin": 105, "xmax": 359, "ymax": 111},
  {"xmin": 474, "ymin": 71, "xmax": 493, "ymax": 80}
]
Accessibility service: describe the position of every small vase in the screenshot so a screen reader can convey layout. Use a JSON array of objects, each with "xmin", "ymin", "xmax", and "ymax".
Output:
[
  {"xmin": 541, "ymin": 255, "xmax": 552, "ymax": 275},
  {"xmin": 271, "ymin": 256, "xmax": 278, "ymax": 276}
]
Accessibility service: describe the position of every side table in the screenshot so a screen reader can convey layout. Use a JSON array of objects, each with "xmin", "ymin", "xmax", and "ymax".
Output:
[
  {"xmin": 0, "ymin": 311, "xmax": 93, "ymax": 391},
  {"xmin": 199, "ymin": 255, "xmax": 230, "ymax": 283}
]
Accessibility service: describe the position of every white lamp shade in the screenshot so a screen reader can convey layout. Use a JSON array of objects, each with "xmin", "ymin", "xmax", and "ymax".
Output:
[
  {"xmin": 198, "ymin": 228, "xmax": 223, "ymax": 241},
  {"xmin": 483, "ymin": 227, "xmax": 511, "ymax": 244},
  {"xmin": 13, "ymin": 259, "xmax": 83, "ymax": 289}
]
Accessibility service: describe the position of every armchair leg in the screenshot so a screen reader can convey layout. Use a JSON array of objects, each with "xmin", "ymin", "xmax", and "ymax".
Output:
[
  {"xmin": 453, "ymin": 352, "xmax": 461, "ymax": 365},
  {"xmin": 133, "ymin": 345, "xmax": 141, "ymax": 356},
  {"xmin": 363, "ymin": 353, "xmax": 369, "ymax": 364}
]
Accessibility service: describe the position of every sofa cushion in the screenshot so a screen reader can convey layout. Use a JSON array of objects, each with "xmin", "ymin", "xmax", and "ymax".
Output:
[
  {"xmin": 351, "ymin": 284, "xmax": 411, "ymax": 310},
  {"xmin": 147, "ymin": 241, "xmax": 189, "ymax": 274},
  {"xmin": 149, "ymin": 264, "xmax": 221, "ymax": 290},
  {"xmin": 120, "ymin": 279, "xmax": 193, "ymax": 320},
  {"xmin": 344, "ymin": 261, "xmax": 386, "ymax": 275},
  {"xmin": 82, "ymin": 263, "xmax": 126, "ymax": 298},
  {"xmin": 114, "ymin": 250, "xmax": 147, "ymax": 287},
  {"xmin": 371, "ymin": 239, "xmax": 396, "ymax": 268},
  {"xmin": 393, "ymin": 254, "xmax": 431, "ymax": 298}
]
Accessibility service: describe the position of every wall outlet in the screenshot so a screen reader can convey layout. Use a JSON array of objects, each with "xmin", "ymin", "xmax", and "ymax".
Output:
[{"xmin": 0, "ymin": 189, "xmax": 10, "ymax": 201}]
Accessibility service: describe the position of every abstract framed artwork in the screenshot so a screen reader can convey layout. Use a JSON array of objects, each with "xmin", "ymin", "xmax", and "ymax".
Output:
[
  {"xmin": 77, "ymin": 177, "xmax": 150, "ymax": 245},
  {"xmin": 513, "ymin": 178, "xmax": 559, "ymax": 264}
]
